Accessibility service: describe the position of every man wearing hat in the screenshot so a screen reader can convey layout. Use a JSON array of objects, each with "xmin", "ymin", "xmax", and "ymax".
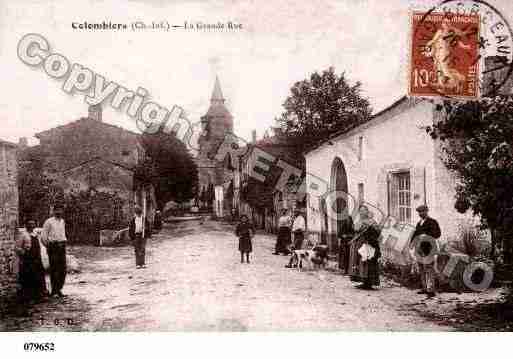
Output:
[
  {"xmin": 411, "ymin": 204, "xmax": 441, "ymax": 298},
  {"xmin": 129, "ymin": 205, "xmax": 152, "ymax": 268}
]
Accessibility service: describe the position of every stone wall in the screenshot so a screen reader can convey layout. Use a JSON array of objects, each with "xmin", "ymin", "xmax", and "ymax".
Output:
[{"xmin": 0, "ymin": 141, "xmax": 19, "ymax": 309}]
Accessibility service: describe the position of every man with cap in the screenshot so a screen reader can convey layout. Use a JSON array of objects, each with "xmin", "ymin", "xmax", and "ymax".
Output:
[
  {"xmin": 129, "ymin": 205, "xmax": 152, "ymax": 268},
  {"xmin": 411, "ymin": 204, "xmax": 441, "ymax": 298}
]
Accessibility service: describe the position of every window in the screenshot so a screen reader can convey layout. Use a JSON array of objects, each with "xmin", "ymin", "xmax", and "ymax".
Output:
[
  {"xmin": 358, "ymin": 136, "xmax": 363, "ymax": 161},
  {"xmin": 389, "ymin": 171, "xmax": 412, "ymax": 223}
]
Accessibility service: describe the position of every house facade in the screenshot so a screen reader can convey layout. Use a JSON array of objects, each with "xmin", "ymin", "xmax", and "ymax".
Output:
[
  {"xmin": 0, "ymin": 139, "xmax": 18, "ymax": 308},
  {"xmin": 20, "ymin": 105, "xmax": 156, "ymax": 243},
  {"xmin": 305, "ymin": 97, "xmax": 475, "ymax": 254}
]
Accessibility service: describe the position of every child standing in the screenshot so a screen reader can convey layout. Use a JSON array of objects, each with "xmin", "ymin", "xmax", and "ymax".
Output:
[{"xmin": 235, "ymin": 215, "xmax": 254, "ymax": 263}]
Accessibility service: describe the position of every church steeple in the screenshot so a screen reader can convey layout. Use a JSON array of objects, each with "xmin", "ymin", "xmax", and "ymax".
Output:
[
  {"xmin": 199, "ymin": 75, "xmax": 233, "ymax": 151},
  {"xmin": 211, "ymin": 75, "xmax": 225, "ymax": 105}
]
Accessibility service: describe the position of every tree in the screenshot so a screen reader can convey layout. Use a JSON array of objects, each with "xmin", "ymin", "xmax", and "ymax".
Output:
[
  {"xmin": 140, "ymin": 132, "xmax": 198, "ymax": 210},
  {"xmin": 275, "ymin": 67, "xmax": 372, "ymax": 151},
  {"xmin": 426, "ymin": 96, "xmax": 513, "ymax": 264}
]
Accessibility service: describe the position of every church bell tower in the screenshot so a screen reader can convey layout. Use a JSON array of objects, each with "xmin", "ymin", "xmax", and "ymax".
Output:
[{"xmin": 196, "ymin": 76, "xmax": 235, "ymax": 213}]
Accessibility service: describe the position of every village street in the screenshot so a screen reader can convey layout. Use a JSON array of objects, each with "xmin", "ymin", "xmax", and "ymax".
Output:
[{"xmin": 1, "ymin": 220, "xmax": 506, "ymax": 332}]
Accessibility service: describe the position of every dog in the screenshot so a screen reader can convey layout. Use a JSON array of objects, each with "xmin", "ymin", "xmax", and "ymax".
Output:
[
  {"xmin": 311, "ymin": 245, "xmax": 329, "ymax": 269},
  {"xmin": 291, "ymin": 249, "xmax": 314, "ymax": 271},
  {"xmin": 291, "ymin": 245, "xmax": 329, "ymax": 271}
]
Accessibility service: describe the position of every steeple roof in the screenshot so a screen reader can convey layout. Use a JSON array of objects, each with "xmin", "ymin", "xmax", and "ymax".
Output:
[
  {"xmin": 211, "ymin": 75, "xmax": 225, "ymax": 104},
  {"xmin": 203, "ymin": 75, "xmax": 232, "ymax": 121}
]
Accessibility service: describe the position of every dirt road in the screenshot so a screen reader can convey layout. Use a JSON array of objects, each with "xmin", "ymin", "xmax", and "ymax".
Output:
[{"xmin": 3, "ymin": 219, "xmax": 503, "ymax": 331}]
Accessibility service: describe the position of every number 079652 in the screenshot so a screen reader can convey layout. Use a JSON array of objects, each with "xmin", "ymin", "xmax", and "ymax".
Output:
[{"xmin": 23, "ymin": 342, "xmax": 55, "ymax": 351}]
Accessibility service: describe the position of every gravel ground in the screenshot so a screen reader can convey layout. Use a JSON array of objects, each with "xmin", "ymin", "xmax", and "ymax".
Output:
[{"xmin": 1, "ymin": 219, "xmax": 509, "ymax": 331}]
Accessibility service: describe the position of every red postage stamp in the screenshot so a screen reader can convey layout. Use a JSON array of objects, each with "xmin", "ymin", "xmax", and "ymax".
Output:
[{"xmin": 409, "ymin": 12, "xmax": 480, "ymax": 98}]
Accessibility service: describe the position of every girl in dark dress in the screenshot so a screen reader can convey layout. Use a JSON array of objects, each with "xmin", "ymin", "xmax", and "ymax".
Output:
[{"xmin": 235, "ymin": 215, "xmax": 254, "ymax": 263}]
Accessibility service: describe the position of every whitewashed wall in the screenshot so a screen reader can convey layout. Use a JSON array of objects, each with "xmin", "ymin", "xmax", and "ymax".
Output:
[{"xmin": 305, "ymin": 98, "xmax": 474, "ymax": 244}]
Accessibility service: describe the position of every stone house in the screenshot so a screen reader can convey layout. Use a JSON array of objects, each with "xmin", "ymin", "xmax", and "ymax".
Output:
[
  {"xmin": 0, "ymin": 139, "xmax": 18, "ymax": 308},
  {"xmin": 304, "ymin": 96, "xmax": 476, "ymax": 255},
  {"xmin": 20, "ymin": 105, "xmax": 156, "ymax": 243}
]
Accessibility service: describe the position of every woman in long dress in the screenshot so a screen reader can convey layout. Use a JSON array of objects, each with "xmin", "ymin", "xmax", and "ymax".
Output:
[
  {"xmin": 16, "ymin": 220, "xmax": 48, "ymax": 304},
  {"xmin": 273, "ymin": 209, "xmax": 291, "ymax": 255},
  {"xmin": 348, "ymin": 206, "xmax": 381, "ymax": 289}
]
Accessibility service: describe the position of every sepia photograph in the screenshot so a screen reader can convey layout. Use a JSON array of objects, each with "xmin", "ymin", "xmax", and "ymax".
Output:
[{"xmin": 1, "ymin": 0, "xmax": 513, "ymax": 357}]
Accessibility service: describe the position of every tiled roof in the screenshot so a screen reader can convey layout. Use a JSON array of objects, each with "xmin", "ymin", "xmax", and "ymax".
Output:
[
  {"xmin": 35, "ymin": 117, "xmax": 141, "ymax": 139},
  {"xmin": 0, "ymin": 138, "xmax": 18, "ymax": 148}
]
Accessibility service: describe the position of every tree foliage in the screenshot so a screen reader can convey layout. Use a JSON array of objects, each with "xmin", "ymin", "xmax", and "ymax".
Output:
[
  {"xmin": 140, "ymin": 132, "xmax": 198, "ymax": 210},
  {"xmin": 426, "ymin": 96, "xmax": 513, "ymax": 262},
  {"xmin": 275, "ymin": 67, "xmax": 372, "ymax": 150}
]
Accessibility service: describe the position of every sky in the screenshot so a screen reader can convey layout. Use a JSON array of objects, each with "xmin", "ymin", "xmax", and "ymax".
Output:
[{"xmin": 1, "ymin": 0, "xmax": 512, "ymax": 145}]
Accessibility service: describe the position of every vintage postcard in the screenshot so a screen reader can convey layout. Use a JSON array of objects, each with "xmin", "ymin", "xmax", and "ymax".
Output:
[{"xmin": 1, "ymin": 0, "xmax": 513, "ymax": 357}]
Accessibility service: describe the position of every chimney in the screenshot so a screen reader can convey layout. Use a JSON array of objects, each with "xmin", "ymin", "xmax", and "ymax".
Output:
[
  {"xmin": 252, "ymin": 130, "xmax": 257, "ymax": 144},
  {"xmin": 88, "ymin": 104, "xmax": 102, "ymax": 121},
  {"xmin": 18, "ymin": 137, "xmax": 28, "ymax": 148}
]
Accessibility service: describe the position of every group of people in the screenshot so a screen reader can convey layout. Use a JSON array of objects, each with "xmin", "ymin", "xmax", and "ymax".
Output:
[
  {"xmin": 234, "ymin": 203, "xmax": 442, "ymax": 298},
  {"xmin": 16, "ymin": 205, "xmax": 68, "ymax": 312},
  {"xmin": 234, "ymin": 209, "xmax": 306, "ymax": 265},
  {"xmin": 15, "ymin": 204, "xmax": 155, "ymax": 314},
  {"xmin": 274, "ymin": 208, "xmax": 306, "ymax": 260},
  {"xmin": 341, "ymin": 204, "xmax": 442, "ymax": 296}
]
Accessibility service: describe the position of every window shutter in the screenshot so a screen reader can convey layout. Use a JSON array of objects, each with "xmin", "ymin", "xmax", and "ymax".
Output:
[
  {"xmin": 389, "ymin": 173, "xmax": 399, "ymax": 219},
  {"xmin": 412, "ymin": 166, "xmax": 426, "ymax": 210}
]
